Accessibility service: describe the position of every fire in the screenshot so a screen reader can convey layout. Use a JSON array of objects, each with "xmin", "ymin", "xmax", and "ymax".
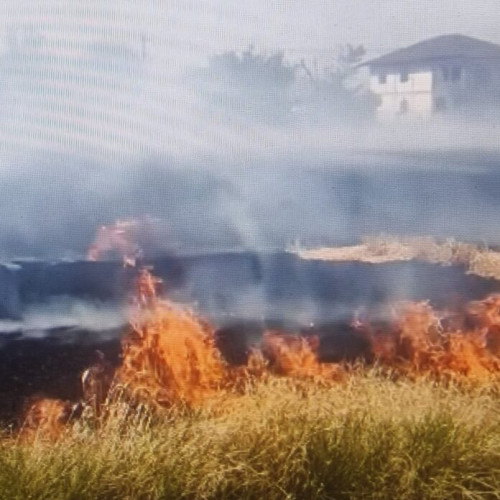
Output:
[
  {"xmin": 19, "ymin": 397, "xmax": 74, "ymax": 442},
  {"xmin": 115, "ymin": 270, "xmax": 344, "ymax": 409},
  {"xmin": 116, "ymin": 268, "xmax": 226, "ymax": 407},
  {"xmin": 16, "ymin": 222, "xmax": 500, "ymax": 439},
  {"xmin": 261, "ymin": 331, "xmax": 343, "ymax": 382},
  {"xmin": 85, "ymin": 220, "xmax": 346, "ymax": 409},
  {"xmin": 360, "ymin": 300, "xmax": 500, "ymax": 384},
  {"xmin": 86, "ymin": 219, "xmax": 143, "ymax": 266}
]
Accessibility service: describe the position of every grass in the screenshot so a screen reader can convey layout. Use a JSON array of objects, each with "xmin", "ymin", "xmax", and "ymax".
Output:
[
  {"xmin": 297, "ymin": 234, "xmax": 500, "ymax": 281},
  {"xmin": 1, "ymin": 370, "xmax": 500, "ymax": 500}
]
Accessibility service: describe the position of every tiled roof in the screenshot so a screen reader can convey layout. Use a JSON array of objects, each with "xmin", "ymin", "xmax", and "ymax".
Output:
[{"xmin": 361, "ymin": 34, "xmax": 500, "ymax": 67}]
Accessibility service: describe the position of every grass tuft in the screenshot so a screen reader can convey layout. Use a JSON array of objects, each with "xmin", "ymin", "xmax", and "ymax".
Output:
[{"xmin": 2, "ymin": 371, "xmax": 500, "ymax": 499}]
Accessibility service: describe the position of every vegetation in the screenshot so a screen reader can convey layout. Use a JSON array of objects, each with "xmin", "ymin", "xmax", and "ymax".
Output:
[
  {"xmin": 194, "ymin": 44, "xmax": 377, "ymax": 125},
  {"xmin": 2, "ymin": 370, "xmax": 500, "ymax": 500},
  {"xmin": 299, "ymin": 234, "xmax": 500, "ymax": 281}
]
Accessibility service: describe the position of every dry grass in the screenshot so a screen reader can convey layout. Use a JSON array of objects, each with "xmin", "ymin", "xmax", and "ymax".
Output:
[
  {"xmin": 296, "ymin": 235, "xmax": 500, "ymax": 281},
  {"xmin": 2, "ymin": 370, "xmax": 500, "ymax": 500}
]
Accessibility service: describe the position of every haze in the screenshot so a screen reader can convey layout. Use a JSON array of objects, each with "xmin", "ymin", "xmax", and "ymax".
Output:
[
  {"xmin": 0, "ymin": 2, "xmax": 499, "ymax": 259},
  {"xmin": 0, "ymin": 1, "xmax": 499, "ymax": 160}
]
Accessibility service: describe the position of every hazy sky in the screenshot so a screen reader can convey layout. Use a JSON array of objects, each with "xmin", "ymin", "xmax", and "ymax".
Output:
[
  {"xmin": 0, "ymin": 1, "xmax": 499, "ymax": 162},
  {"xmin": 2, "ymin": 1, "xmax": 500, "ymax": 65},
  {"xmin": 0, "ymin": 2, "xmax": 500, "ymax": 258}
]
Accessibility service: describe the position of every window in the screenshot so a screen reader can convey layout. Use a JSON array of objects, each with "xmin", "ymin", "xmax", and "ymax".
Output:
[
  {"xmin": 441, "ymin": 66, "xmax": 449, "ymax": 81},
  {"xmin": 434, "ymin": 96, "xmax": 447, "ymax": 112},
  {"xmin": 451, "ymin": 66, "xmax": 462, "ymax": 82},
  {"xmin": 400, "ymin": 72, "xmax": 409, "ymax": 83},
  {"xmin": 378, "ymin": 74, "xmax": 387, "ymax": 84},
  {"xmin": 399, "ymin": 99, "xmax": 409, "ymax": 114}
]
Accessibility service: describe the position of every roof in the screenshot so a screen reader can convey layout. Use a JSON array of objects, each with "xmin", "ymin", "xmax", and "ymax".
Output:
[{"xmin": 361, "ymin": 34, "xmax": 500, "ymax": 67}]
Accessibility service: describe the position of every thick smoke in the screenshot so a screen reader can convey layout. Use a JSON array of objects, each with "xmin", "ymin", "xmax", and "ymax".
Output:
[
  {"xmin": 2, "ymin": 147, "xmax": 500, "ymax": 261},
  {"xmin": 0, "ymin": 10, "xmax": 500, "ymax": 273}
]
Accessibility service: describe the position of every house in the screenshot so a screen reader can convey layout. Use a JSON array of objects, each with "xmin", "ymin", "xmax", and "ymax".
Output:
[{"xmin": 361, "ymin": 34, "xmax": 500, "ymax": 120}]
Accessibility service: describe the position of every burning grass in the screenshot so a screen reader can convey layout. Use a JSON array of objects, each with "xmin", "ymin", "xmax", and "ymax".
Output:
[
  {"xmin": 2, "ymin": 373, "xmax": 500, "ymax": 500},
  {"xmin": 3, "ymin": 225, "xmax": 500, "ymax": 498},
  {"xmin": 4, "ymin": 270, "xmax": 500, "ymax": 500}
]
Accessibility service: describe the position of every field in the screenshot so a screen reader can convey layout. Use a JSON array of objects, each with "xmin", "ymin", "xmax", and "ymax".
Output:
[
  {"xmin": 1, "ymin": 371, "xmax": 500, "ymax": 500},
  {"xmin": 297, "ymin": 235, "xmax": 500, "ymax": 281},
  {"xmin": 3, "ymin": 227, "xmax": 500, "ymax": 500}
]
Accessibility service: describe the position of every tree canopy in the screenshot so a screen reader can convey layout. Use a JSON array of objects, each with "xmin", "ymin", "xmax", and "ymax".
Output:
[{"xmin": 194, "ymin": 44, "xmax": 377, "ymax": 126}]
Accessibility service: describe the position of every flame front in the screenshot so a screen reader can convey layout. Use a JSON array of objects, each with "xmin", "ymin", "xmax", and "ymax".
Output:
[
  {"xmin": 116, "ymin": 268, "xmax": 226, "ymax": 407},
  {"xmin": 83, "ymin": 223, "xmax": 500, "ymax": 404},
  {"xmin": 18, "ymin": 223, "xmax": 500, "ymax": 439},
  {"xmin": 361, "ymin": 299, "xmax": 500, "ymax": 384}
]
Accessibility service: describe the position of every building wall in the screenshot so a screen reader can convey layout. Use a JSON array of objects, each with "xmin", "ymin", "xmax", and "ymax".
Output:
[
  {"xmin": 432, "ymin": 62, "xmax": 473, "ymax": 112},
  {"xmin": 369, "ymin": 58, "xmax": 500, "ymax": 120},
  {"xmin": 370, "ymin": 70, "xmax": 434, "ymax": 120}
]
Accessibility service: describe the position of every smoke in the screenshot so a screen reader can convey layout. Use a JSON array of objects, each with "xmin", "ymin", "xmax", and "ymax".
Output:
[
  {"xmin": 1, "ymin": 140, "xmax": 500, "ymax": 260},
  {"xmin": 2, "ymin": 4, "xmax": 500, "ymax": 404},
  {"xmin": 0, "ymin": 297, "xmax": 125, "ymax": 336},
  {"xmin": 0, "ymin": 4, "xmax": 500, "ymax": 260}
]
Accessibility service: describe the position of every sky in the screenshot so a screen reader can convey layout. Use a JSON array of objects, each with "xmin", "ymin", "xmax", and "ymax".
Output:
[{"xmin": 3, "ymin": 1, "xmax": 500, "ymax": 64}]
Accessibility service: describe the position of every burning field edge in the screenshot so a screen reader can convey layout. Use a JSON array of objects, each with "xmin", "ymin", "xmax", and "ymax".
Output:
[
  {"xmin": 296, "ymin": 235, "xmax": 500, "ymax": 281},
  {"xmin": 2, "ymin": 225, "xmax": 500, "ymax": 499},
  {"xmin": 2, "ymin": 373, "xmax": 500, "ymax": 500}
]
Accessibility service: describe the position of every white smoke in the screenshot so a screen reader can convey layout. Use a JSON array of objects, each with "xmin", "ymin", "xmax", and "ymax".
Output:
[
  {"xmin": 0, "ymin": 2, "xmax": 499, "ymax": 260},
  {"xmin": 0, "ymin": 297, "xmax": 125, "ymax": 336}
]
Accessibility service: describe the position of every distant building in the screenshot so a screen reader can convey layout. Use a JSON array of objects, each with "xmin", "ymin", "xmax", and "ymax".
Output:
[{"xmin": 361, "ymin": 34, "xmax": 500, "ymax": 120}]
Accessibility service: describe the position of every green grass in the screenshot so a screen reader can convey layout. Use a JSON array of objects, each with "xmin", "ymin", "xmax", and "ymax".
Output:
[{"xmin": 2, "ymin": 371, "xmax": 500, "ymax": 500}]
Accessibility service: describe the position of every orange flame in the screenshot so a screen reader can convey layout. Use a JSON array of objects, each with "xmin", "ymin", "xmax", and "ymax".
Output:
[
  {"xmin": 19, "ymin": 397, "xmax": 74, "ymax": 442},
  {"xmin": 20, "ymin": 224, "xmax": 500, "ymax": 439},
  {"xmin": 86, "ymin": 219, "xmax": 143, "ymax": 266},
  {"xmin": 261, "ymin": 331, "xmax": 343, "ymax": 381},
  {"xmin": 85, "ymin": 220, "xmax": 500, "ymax": 405},
  {"xmin": 115, "ymin": 268, "xmax": 226, "ymax": 408},
  {"xmin": 359, "ymin": 300, "xmax": 500, "ymax": 384}
]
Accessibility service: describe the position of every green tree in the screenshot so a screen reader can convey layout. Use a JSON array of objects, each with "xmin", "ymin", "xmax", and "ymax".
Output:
[{"xmin": 198, "ymin": 46, "xmax": 297, "ymax": 125}]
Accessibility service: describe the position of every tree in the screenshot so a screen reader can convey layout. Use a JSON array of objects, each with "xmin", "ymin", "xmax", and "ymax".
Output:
[
  {"xmin": 194, "ymin": 44, "xmax": 377, "ymax": 126},
  {"xmin": 208, "ymin": 46, "xmax": 296, "ymax": 87},
  {"xmin": 294, "ymin": 44, "xmax": 377, "ymax": 124},
  {"xmin": 197, "ymin": 46, "xmax": 297, "ymax": 125}
]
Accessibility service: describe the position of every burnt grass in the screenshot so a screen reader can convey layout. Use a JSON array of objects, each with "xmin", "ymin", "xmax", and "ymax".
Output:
[{"xmin": 0, "ymin": 331, "xmax": 121, "ymax": 426}]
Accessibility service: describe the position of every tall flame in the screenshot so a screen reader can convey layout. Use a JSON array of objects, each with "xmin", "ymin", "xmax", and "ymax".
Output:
[
  {"xmin": 18, "ymin": 223, "xmax": 500, "ymax": 440},
  {"xmin": 116, "ymin": 268, "xmax": 226, "ymax": 407}
]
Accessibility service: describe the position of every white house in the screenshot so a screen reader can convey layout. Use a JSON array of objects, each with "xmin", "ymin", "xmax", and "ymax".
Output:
[{"xmin": 361, "ymin": 34, "xmax": 500, "ymax": 121}]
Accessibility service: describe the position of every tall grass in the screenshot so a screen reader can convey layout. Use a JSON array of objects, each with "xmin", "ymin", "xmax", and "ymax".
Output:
[{"xmin": 1, "ymin": 370, "xmax": 500, "ymax": 500}]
